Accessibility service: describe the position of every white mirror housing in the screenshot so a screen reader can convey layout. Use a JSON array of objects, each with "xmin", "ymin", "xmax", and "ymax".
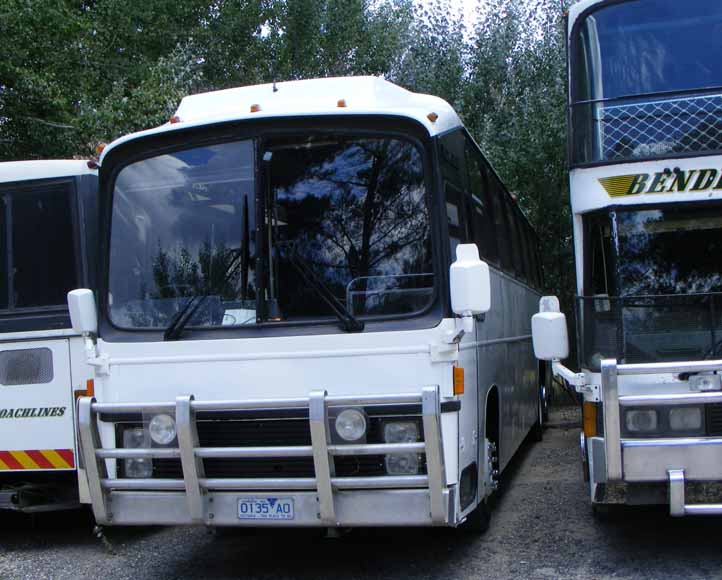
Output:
[
  {"xmin": 68, "ymin": 289, "xmax": 98, "ymax": 335},
  {"xmin": 450, "ymin": 244, "xmax": 491, "ymax": 316},
  {"xmin": 532, "ymin": 295, "xmax": 569, "ymax": 361}
]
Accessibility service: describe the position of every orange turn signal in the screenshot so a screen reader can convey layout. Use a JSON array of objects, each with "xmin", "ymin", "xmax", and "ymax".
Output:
[
  {"xmin": 250, "ymin": 104, "xmax": 261, "ymax": 113},
  {"xmin": 453, "ymin": 366, "xmax": 465, "ymax": 395},
  {"xmin": 74, "ymin": 378, "xmax": 95, "ymax": 399},
  {"xmin": 583, "ymin": 402, "xmax": 597, "ymax": 437},
  {"xmin": 169, "ymin": 116, "xmax": 181, "ymax": 124},
  {"xmin": 337, "ymin": 99, "xmax": 347, "ymax": 108},
  {"xmin": 427, "ymin": 112, "xmax": 438, "ymax": 122}
]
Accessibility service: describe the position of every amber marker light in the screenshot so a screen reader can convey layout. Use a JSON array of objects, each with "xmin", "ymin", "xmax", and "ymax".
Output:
[
  {"xmin": 453, "ymin": 366, "xmax": 465, "ymax": 395},
  {"xmin": 337, "ymin": 99, "xmax": 347, "ymax": 108},
  {"xmin": 169, "ymin": 115, "xmax": 181, "ymax": 124},
  {"xmin": 250, "ymin": 104, "xmax": 262, "ymax": 113},
  {"xmin": 427, "ymin": 112, "xmax": 439, "ymax": 122},
  {"xmin": 75, "ymin": 378, "xmax": 95, "ymax": 399},
  {"xmin": 95, "ymin": 142, "xmax": 107, "ymax": 155},
  {"xmin": 583, "ymin": 401, "xmax": 597, "ymax": 437}
]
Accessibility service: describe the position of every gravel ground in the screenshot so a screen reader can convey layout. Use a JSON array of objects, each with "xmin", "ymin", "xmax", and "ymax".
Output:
[{"xmin": 3, "ymin": 405, "xmax": 722, "ymax": 580}]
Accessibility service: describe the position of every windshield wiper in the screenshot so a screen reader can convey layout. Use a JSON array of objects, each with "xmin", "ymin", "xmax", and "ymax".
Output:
[
  {"xmin": 286, "ymin": 252, "xmax": 364, "ymax": 332},
  {"xmin": 163, "ymin": 248, "xmax": 244, "ymax": 341}
]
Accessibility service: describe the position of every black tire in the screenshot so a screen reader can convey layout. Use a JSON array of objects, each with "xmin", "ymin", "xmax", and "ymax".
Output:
[
  {"xmin": 460, "ymin": 499, "xmax": 491, "ymax": 534},
  {"xmin": 530, "ymin": 392, "xmax": 544, "ymax": 442}
]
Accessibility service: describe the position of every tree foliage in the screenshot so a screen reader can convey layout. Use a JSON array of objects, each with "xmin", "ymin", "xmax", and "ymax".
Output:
[{"xmin": 0, "ymin": 0, "xmax": 577, "ymax": 333}]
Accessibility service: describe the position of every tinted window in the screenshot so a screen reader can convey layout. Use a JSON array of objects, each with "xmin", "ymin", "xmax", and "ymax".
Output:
[
  {"xmin": 440, "ymin": 130, "xmax": 470, "ymax": 259},
  {"xmin": 0, "ymin": 198, "xmax": 7, "ymax": 309},
  {"xmin": 10, "ymin": 186, "xmax": 76, "ymax": 308},
  {"xmin": 109, "ymin": 141, "xmax": 257, "ymax": 329},
  {"xmin": 489, "ymin": 174, "xmax": 513, "ymax": 272},
  {"xmin": 573, "ymin": 0, "xmax": 722, "ymax": 102},
  {"xmin": 266, "ymin": 136, "xmax": 433, "ymax": 320},
  {"xmin": 465, "ymin": 138, "xmax": 498, "ymax": 265},
  {"xmin": 503, "ymin": 195, "xmax": 523, "ymax": 277}
]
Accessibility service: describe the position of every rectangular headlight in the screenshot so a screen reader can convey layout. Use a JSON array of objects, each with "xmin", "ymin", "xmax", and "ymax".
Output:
[
  {"xmin": 383, "ymin": 420, "xmax": 420, "ymax": 475},
  {"xmin": 669, "ymin": 407, "xmax": 703, "ymax": 431},
  {"xmin": 122, "ymin": 427, "xmax": 153, "ymax": 478},
  {"xmin": 625, "ymin": 409, "xmax": 658, "ymax": 433}
]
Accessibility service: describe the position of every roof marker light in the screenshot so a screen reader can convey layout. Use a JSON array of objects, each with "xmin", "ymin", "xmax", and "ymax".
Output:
[
  {"xmin": 169, "ymin": 116, "xmax": 181, "ymax": 124},
  {"xmin": 427, "ymin": 112, "xmax": 438, "ymax": 122},
  {"xmin": 95, "ymin": 142, "xmax": 107, "ymax": 155},
  {"xmin": 337, "ymin": 99, "xmax": 347, "ymax": 108},
  {"xmin": 250, "ymin": 104, "xmax": 261, "ymax": 113}
]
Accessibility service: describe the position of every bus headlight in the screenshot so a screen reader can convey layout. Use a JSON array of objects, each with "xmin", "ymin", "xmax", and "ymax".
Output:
[
  {"xmin": 334, "ymin": 408, "xmax": 367, "ymax": 442},
  {"xmin": 669, "ymin": 407, "xmax": 703, "ymax": 431},
  {"xmin": 624, "ymin": 409, "xmax": 658, "ymax": 433},
  {"xmin": 122, "ymin": 427, "xmax": 152, "ymax": 478},
  {"xmin": 383, "ymin": 420, "xmax": 420, "ymax": 475},
  {"xmin": 149, "ymin": 414, "xmax": 177, "ymax": 445}
]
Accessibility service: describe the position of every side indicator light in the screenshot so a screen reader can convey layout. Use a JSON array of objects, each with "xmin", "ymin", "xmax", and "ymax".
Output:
[
  {"xmin": 74, "ymin": 378, "xmax": 95, "ymax": 399},
  {"xmin": 583, "ymin": 401, "xmax": 597, "ymax": 437},
  {"xmin": 337, "ymin": 99, "xmax": 347, "ymax": 108},
  {"xmin": 250, "ymin": 104, "xmax": 261, "ymax": 113},
  {"xmin": 427, "ymin": 112, "xmax": 439, "ymax": 122},
  {"xmin": 453, "ymin": 366, "xmax": 465, "ymax": 395},
  {"xmin": 169, "ymin": 116, "xmax": 181, "ymax": 124},
  {"xmin": 95, "ymin": 142, "xmax": 107, "ymax": 155}
]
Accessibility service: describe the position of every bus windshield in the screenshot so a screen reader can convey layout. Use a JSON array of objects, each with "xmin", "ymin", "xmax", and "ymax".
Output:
[
  {"xmin": 570, "ymin": 0, "xmax": 722, "ymax": 164},
  {"xmin": 579, "ymin": 205, "xmax": 722, "ymax": 367},
  {"xmin": 108, "ymin": 134, "xmax": 434, "ymax": 331}
]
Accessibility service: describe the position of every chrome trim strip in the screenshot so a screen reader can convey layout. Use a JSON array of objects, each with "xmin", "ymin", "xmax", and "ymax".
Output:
[
  {"xmin": 329, "ymin": 442, "xmax": 426, "ymax": 456},
  {"xmin": 623, "ymin": 437, "xmax": 722, "ymax": 448},
  {"xmin": 601, "ymin": 359, "xmax": 623, "ymax": 480},
  {"xmin": 196, "ymin": 446, "xmax": 313, "ymax": 459},
  {"xmin": 618, "ymin": 359, "xmax": 722, "ymax": 376},
  {"xmin": 620, "ymin": 392, "xmax": 722, "ymax": 406},
  {"xmin": 309, "ymin": 390, "xmax": 336, "ymax": 525},
  {"xmin": 96, "ymin": 448, "xmax": 181, "ymax": 459},
  {"xmin": 101, "ymin": 478, "xmax": 186, "ymax": 491},
  {"xmin": 332, "ymin": 475, "xmax": 428, "ymax": 489},
  {"xmin": 201, "ymin": 478, "xmax": 316, "ymax": 490},
  {"xmin": 176, "ymin": 395, "xmax": 205, "ymax": 523},
  {"xmin": 78, "ymin": 396, "xmax": 109, "ymax": 523},
  {"xmin": 422, "ymin": 385, "xmax": 445, "ymax": 524}
]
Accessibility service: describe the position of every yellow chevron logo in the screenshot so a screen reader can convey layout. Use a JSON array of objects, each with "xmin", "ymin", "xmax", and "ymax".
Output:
[{"xmin": 598, "ymin": 175, "xmax": 638, "ymax": 197}]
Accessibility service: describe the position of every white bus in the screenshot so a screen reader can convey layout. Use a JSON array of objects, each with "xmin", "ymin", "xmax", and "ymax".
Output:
[
  {"xmin": 0, "ymin": 160, "xmax": 97, "ymax": 512},
  {"xmin": 533, "ymin": 0, "xmax": 722, "ymax": 516},
  {"xmin": 72, "ymin": 77, "xmax": 545, "ymax": 531}
]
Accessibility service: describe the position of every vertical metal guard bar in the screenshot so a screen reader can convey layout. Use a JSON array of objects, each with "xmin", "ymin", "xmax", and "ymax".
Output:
[
  {"xmin": 422, "ymin": 385, "xmax": 446, "ymax": 524},
  {"xmin": 668, "ymin": 469, "xmax": 686, "ymax": 517},
  {"xmin": 601, "ymin": 359, "xmax": 623, "ymax": 480},
  {"xmin": 309, "ymin": 390, "xmax": 336, "ymax": 525},
  {"xmin": 77, "ymin": 397, "xmax": 109, "ymax": 523},
  {"xmin": 176, "ymin": 395, "xmax": 205, "ymax": 522}
]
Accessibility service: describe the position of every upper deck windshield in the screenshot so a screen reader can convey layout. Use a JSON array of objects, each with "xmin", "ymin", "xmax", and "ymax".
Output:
[
  {"xmin": 570, "ymin": 0, "xmax": 722, "ymax": 164},
  {"xmin": 108, "ymin": 133, "xmax": 434, "ymax": 333}
]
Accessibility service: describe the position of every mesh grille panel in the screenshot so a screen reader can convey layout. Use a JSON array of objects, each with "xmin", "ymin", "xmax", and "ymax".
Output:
[
  {"xmin": 601, "ymin": 93, "xmax": 722, "ymax": 162},
  {"xmin": 0, "ymin": 348, "xmax": 53, "ymax": 385}
]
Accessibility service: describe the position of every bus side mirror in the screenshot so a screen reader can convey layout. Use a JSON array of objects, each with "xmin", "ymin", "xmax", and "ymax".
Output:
[
  {"xmin": 532, "ymin": 296, "xmax": 569, "ymax": 361},
  {"xmin": 450, "ymin": 244, "xmax": 491, "ymax": 320},
  {"xmin": 68, "ymin": 289, "xmax": 98, "ymax": 335}
]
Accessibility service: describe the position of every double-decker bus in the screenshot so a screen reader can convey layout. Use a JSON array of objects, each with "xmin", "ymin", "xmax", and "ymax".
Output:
[
  {"xmin": 0, "ymin": 160, "xmax": 97, "ymax": 512},
  {"xmin": 71, "ymin": 77, "xmax": 545, "ymax": 531},
  {"xmin": 533, "ymin": 0, "xmax": 722, "ymax": 516}
]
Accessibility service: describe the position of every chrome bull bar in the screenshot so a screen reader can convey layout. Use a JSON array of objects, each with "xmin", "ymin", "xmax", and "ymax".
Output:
[
  {"xmin": 78, "ymin": 386, "xmax": 447, "ymax": 526},
  {"xmin": 601, "ymin": 358, "xmax": 722, "ymax": 516}
]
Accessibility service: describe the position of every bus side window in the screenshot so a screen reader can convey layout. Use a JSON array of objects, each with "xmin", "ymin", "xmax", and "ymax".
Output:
[
  {"xmin": 488, "ymin": 171, "xmax": 513, "ymax": 272},
  {"xmin": 464, "ymin": 137, "xmax": 498, "ymax": 265},
  {"xmin": 440, "ymin": 130, "xmax": 470, "ymax": 259},
  {"xmin": 502, "ymin": 194, "xmax": 523, "ymax": 277},
  {"xmin": 515, "ymin": 209, "xmax": 532, "ymax": 284},
  {"xmin": 0, "ymin": 196, "xmax": 7, "ymax": 309}
]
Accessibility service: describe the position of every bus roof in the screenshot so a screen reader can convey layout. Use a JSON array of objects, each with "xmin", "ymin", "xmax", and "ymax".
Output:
[
  {"xmin": 99, "ymin": 77, "xmax": 462, "ymax": 162},
  {"xmin": 0, "ymin": 160, "xmax": 96, "ymax": 184}
]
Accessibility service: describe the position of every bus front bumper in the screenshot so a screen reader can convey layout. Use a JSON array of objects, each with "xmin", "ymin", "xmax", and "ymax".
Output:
[
  {"xmin": 77, "ymin": 387, "xmax": 457, "ymax": 527},
  {"xmin": 592, "ymin": 358, "xmax": 722, "ymax": 516}
]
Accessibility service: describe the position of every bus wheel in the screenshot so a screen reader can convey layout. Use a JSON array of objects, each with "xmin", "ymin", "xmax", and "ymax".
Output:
[{"xmin": 460, "ymin": 499, "xmax": 491, "ymax": 534}]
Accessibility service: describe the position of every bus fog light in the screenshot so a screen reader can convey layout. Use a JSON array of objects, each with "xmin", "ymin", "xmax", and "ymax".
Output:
[
  {"xmin": 122, "ymin": 427, "xmax": 152, "ymax": 478},
  {"xmin": 334, "ymin": 408, "xmax": 367, "ymax": 442},
  {"xmin": 669, "ymin": 407, "xmax": 703, "ymax": 431},
  {"xmin": 149, "ymin": 414, "xmax": 177, "ymax": 445},
  {"xmin": 385, "ymin": 452, "xmax": 419, "ymax": 475},
  {"xmin": 689, "ymin": 374, "xmax": 721, "ymax": 392},
  {"xmin": 383, "ymin": 421, "xmax": 419, "ymax": 443},
  {"xmin": 625, "ymin": 409, "xmax": 658, "ymax": 433}
]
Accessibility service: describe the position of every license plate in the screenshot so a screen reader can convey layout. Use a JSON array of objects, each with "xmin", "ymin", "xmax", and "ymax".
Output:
[{"xmin": 237, "ymin": 497, "xmax": 294, "ymax": 520}]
